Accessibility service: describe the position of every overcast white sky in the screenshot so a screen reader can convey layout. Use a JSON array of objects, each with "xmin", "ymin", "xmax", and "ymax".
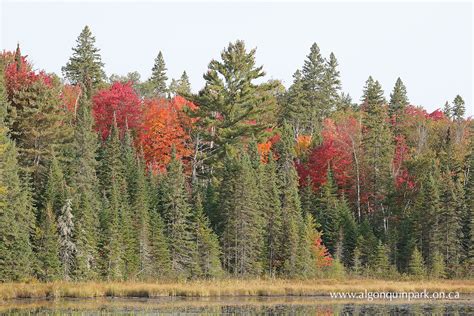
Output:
[{"xmin": 1, "ymin": 1, "xmax": 472, "ymax": 115}]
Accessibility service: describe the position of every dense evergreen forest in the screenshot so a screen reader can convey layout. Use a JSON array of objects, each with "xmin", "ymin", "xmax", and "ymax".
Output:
[{"xmin": 0, "ymin": 26, "xmax": 472, "ymax": 282}]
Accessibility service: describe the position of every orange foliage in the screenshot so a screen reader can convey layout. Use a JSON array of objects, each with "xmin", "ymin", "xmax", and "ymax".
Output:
[
  {"xmin": 139, "ymin": 97, "xmax": 196, "ymax": 173},
  {"xmin": 295, "ymin": 134, "xmax": 312, "ymax": 157},
  {"xmin": 61, "ymin": 84, "xmax": 82, "ymax": 115},
  {"xmin": 313, "ymin": 235, "xmax": 333, "ymax": 268}
]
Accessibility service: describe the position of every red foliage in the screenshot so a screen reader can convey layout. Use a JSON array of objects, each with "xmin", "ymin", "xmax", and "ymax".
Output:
[
  {"xmin": 3, "ymin": 52, "xmax": 52, "ymax": 98},
  {"xmin": 428, "ymin": 109, "xmax": 445, "ymax": 121},
  {"xmin": 392, "ymin": 134, "xmax": 415, "ymax": 189},
  {"xmin": 92, "ymin": 82, "xmax": 143, "ymax": 139},
  {"xmin": 313, "ymin": 236, "xmax": 333, "ymax": 268},
  {"xmin": 297, "ymin": 118, "xmax": 355, "ymax": 193},
  {"xmin": 138, "ymin": 97, "xmax": 196, "ymax": 173}
]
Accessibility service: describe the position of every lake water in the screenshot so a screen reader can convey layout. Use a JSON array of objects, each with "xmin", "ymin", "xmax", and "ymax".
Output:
[{"xmin": 1, "ymin": 296, "xmax": 473, "ymax": 315}]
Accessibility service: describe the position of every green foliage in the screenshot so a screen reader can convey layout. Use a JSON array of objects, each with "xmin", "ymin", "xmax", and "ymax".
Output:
[
  {"xmin": 276, "ymin": 124, "xmax": 304, "ymax": 276},
  {"xmin": 262, "ymin": 153, "xmax": 284, "ymax": 277},
  {"xmin": 193, "ymin": 40, "xmax": 277, "ymax": 175},
  {"xmin": 170, "ymin": 71, "xmax": 192, "ymax": 96},
  {"xmin": 430, "ymin": 250, "xmax": 446, "ymax": 279},
  {"xmin": 317, "ymin": 168, "xmax": 339, "ymax": 255},
  {"xmin": 70, "ymin": 94, "xmax": 100, "ymax": 280},
  {"xmin": 62, "ymin": 26, "xmax": 105, "ymax": 95},
  {"xmin": 408, "ymin": 247, "xmax": 426, "ymax": 278},
  {"xmin": 36, "ymin": 204, "xmax": 61, "ymax": 281},
  {"xmin": 148, "ymin": 51, "xmax": 168, "ymax": 97},
  {"xmin": 192, "ymin": 193, "xmax": 223, "ymax": 278},
  {"xmin": 161, "ymin": 151, "xmax": 197, "ymax": 279},
  {"xmin": 220, "ymin": 151, "xmax": 264, "ymax": 276},
  {"xmin": 389, "ymin": 77, "xmax": 409, "ymax": 118}
]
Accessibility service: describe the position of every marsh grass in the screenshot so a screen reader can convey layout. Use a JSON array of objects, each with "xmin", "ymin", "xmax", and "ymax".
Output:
[{"xmin": 0, "ymin": 279, "xmax": 472, "ymax": 300}]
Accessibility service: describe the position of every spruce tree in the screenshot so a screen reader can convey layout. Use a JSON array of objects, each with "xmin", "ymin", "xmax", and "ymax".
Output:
[
  {"xmin": 443, "ymin": 101, "xmax": 452, "ymax": 119},
  {"xmin": 120, "ymin": 129, "xmax": 140, "ymax": 279},
  {"xmin": 192, "ymin": 193, "xmax": 222, "ymax": 278},
  {"xmin": 408, "ymin": 247, "xmax": 426, "ymax": 278},
  {"xmin": 280, "ymin": 70, "xmax": 306, "ymax": 137},
  {"xmin": 70, "ymin": 93, "xmax": 100, "ymax": 280},
  {"xmin": 0, "ymin": 71, "xmax": 35, "ymax": 281},
  {"xmin": 301, "ymin": 43, "xmax": 326, "ymax": 133},
  {"xmin": 176, "ymin": 71, "xmax": 191, "ymax": 96},
  {"xmin": 296, "ymin": 213, "xmax": 317, "ymax": 278},
  {"xmin": 62, "ymin": 25, "xmax": 105, "ymax": 95},
  {"xmin": 149, "ymin": 209, "xmax": 172, "ymax": 279},
  {"xmin": 321, "ymin": 52, "xmax": 341, "ymax": 114},
  {"xmin": 99, "ymin": 120, "xmax": 127, "ymax": 280},
  {"xmin": 438, "ymin": 169, "xmax": 463, "ymax": 275},
  {"xmin": 388, "ymin": 77, "xmax": 409, "ymax": 119},
  {"xmin": 317, "ymin": 168, "xmax": 340, "ymax": 255},
  {"xmin": 44, "ymin": 156, "xmax": 67, "ymax": 215},
  {"xmin": 339, "ymin": 196, "xmax": 358, "ymax": 268},
  {"xmin": 221, "ymin": 151, "xmax": 264, "ymax": 276},
  {"xmin": 58, "ymin": 199, "xmax": 76, "ymax": 280},
  {"xmin": 148, "ymin": 51, "xmax": 168, "ymax": 97},
  {"xmin": 452, "ymin": 95, "xmax": 465, "ymax": 121},
  {"xmin": 361, "ymin": 76, "xmax": 393, "ymax": 234},
  {"xmin": 276, "ymin": 123, "xmax": 305, "ymax": 276},
  {"xmin": 430, "ymin": 250, "xmax": 446, "ymax": 279},
  {"xmin": 36, "ymin": 204, "xmax": 61, "ymax": 281},
  {"xmin": 161, "ymin": 151, "xmax": 197, "ymax": 278},
  {"xmin": 262, "ymin": 153, "xmax": 284, "ymax": 277},
  {"xmin": 371, "ymin": 240, "xmax": 390, "ymax": 277}
]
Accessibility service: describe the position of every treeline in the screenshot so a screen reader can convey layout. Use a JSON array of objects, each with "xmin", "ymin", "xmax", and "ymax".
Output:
[{"xmin": 0, "ymin": 26, "xmax": 472, "ymax": 282}]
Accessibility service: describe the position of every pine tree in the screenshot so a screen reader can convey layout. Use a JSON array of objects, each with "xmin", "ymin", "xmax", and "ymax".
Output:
[
  {"xmin": 388, "ymin": 77, "xmax": 409, "ymax": 119},
  {"xmin": 70, "ymin": 93, "xmax": 100, "ymax": 280},
  {"xmin": 193, "ymin": 40, "xmax": 277, "ymax": 174},
  {"xmin": 62, "ymin": 25, "xmax": 105, "ymax": 95},
  {"xmin": 8, "ymin": 73, "xmax": 73, "ymax": 204},
  {"xmin": 57, "ymin": 199, "xmax": 76, "ymax": 280},
  {"xmin": 192, "ymin": 193, "xmax": 222, "ymax": 278},
  {"xmin": 148, "ymin": 51, "xmax": 168, "ymax": 97},
  {"xmin": 408, "ymin": 247, "xmax": 426, "ymax": 278},
  {"xmin": 161, "ymin": 151, "xmax": 197, "ymax": 278},
  {"xmin": 0, "ymin": 70, "xmax": 35, "ymax": 281},
  {"xmin": 36, "ymin": 204, "xmax": 61, "ymax": 281},
  {"xmin": 221, "ymin": 151, "xmax": 264, "ymax": 276}
]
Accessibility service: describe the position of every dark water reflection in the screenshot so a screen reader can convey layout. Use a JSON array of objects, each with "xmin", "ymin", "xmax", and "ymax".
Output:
[{"xmin": 1, "ymin": 296, "xmax": 473, "ymax": 315}]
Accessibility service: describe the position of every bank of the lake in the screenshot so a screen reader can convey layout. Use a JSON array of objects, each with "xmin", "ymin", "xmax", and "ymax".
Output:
[{"xmin": 0, "ymin": 279, "xmax": 473, "ymax": 300}]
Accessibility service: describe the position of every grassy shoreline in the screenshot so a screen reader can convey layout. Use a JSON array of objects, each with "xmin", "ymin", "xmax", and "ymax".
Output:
[{"xmin": 0, "ymin": 279, "xmax": 473, "ymax": 300}]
